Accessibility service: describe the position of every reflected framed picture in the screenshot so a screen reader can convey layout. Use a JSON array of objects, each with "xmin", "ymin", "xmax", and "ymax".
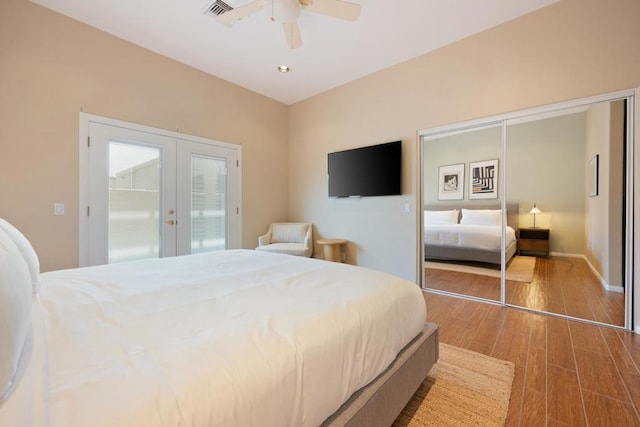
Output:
[
  {"xmin": 588, "ymin": 154, "xmax": 599, "ymax": 197},
  {"xmin": 469, "ymin": 159, "xmax": 498, "ymax": 199},
  {"xmin": 438, "ymin": 163, "xmax": 464, "ymax": 200}
]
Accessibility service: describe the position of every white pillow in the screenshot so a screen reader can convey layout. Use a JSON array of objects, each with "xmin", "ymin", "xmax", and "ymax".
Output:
[
  {"xmin": 424, "ymin": 210, "xmax": 459, "ymax": 225},
  {"xmin": 460, "ymin": 209, "xmax": 502, "ymax": 226},
  {"xmin": 0, "ymin": 220, "xmax": 40, "ymax": 294},
  {"xmin": 0, "ymin": 227, "xmax": 33, "ymax": 403}
]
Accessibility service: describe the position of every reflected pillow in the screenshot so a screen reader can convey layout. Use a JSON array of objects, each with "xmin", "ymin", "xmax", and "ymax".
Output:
[
  {"xmin": 460, "ymin": 209, "xmax": 502, "ymax": 226},
  {"xmin": 424, "ymin": 210, "xmax": 459, "ymax": 225},
  {"xmin": 0, "ymin": 219, "xmax": 40, "ymax": 294}
]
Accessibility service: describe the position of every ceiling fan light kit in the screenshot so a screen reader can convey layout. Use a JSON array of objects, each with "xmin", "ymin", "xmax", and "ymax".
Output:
[
  {"xmin": 210, "ymin": 0, "xmax": 361, "ymax": 49},
  {"xmin": 271, "ymin": 0, "xmax": 301, "ymax": 22}
]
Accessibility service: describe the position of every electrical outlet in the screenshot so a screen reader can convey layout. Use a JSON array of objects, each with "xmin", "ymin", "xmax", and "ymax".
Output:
[{"xmin": 54, "ymin": 203, "xmax": 65, "ymax": 216}]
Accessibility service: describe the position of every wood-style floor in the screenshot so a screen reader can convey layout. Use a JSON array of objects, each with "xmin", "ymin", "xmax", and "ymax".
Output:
[
  {"xmin": 425, "ymin": 256, "xmax": 626, "ymax": 327},
  {"xmin": 424, "ymin": 291, "xmax": 640, "ymax": 426}
]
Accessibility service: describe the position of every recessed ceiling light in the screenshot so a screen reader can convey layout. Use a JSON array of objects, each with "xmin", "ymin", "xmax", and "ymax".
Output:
[{"xmin": 277, "ymin": 65, "xmax": 290, "ymax": 73}]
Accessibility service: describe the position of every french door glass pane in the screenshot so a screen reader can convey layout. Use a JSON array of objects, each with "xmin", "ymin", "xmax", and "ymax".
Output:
[
  {"xmin": 191, "ymin": 155, "xmax": 227, "ymax": 253},
  {"xmin": 108, "ymin": 142, "xmax": 160, "ymax": 263}
]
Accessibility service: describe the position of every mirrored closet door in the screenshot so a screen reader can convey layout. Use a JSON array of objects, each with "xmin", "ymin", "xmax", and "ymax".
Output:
[
  {"xmin": 421, "ymin": 91, "xmax": 635, "ymax": 329},
  {"xmin": 422, "ymin": 122, "xmax": 505, "ymax": 303},
  {"xmin": 504, "ymin": 99, "xmax": 628, "ymax": 327}
]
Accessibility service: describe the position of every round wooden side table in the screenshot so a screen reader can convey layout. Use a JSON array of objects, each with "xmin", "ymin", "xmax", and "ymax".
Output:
[{"xmin": 317, "ymin": 238, "xmax": 347, "ymax": 262}]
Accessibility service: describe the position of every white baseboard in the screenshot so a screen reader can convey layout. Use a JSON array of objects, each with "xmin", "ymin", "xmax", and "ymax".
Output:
[
  {"xmin": 603, "ymin": 283, "xmax": 625, "ymax": 293},
  {"xmin": 550, "ymin": 252, "xmax": 624, "ymax": 293},
  {"xmin": 580, "ymin": 254, "xmax": 624, "ymax": 294},
  {"xmin": 549, "ymin": 251, "xmax": 582, "ymax": 258}
]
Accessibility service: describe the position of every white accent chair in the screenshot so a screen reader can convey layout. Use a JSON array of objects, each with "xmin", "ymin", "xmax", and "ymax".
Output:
[{"xmin": 255, "ymin": 223, "xmax": 313, "ymax": 257}]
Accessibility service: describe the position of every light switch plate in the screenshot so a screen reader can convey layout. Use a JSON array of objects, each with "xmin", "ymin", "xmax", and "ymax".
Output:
[{"xmin": 54, "ymin": 203, "xmax": 65, "ymax": 216}]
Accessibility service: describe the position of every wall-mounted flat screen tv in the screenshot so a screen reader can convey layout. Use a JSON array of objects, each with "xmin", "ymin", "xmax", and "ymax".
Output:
[{"xmin": 328, "ymin": 141, "xmax": 402, "ymax": 198}]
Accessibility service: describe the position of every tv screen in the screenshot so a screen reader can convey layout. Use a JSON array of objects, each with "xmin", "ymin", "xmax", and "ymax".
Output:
[{"xmin": 328, "ymin": 141, "xmax": 402, "ymax": 198}]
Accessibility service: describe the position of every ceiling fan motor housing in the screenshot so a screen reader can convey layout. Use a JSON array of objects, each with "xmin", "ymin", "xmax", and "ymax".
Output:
[{"xmin": 268, "ymin": 0, "xmax": 301, "ymax": 23}]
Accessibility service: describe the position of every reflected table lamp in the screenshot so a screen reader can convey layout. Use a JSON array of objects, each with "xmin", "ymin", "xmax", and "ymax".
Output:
[{"xmin": 530, "ymin": 204, "xmax": 542, "ymax": 228}]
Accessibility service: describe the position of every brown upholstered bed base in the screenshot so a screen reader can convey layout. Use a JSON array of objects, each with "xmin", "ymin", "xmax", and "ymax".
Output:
[{"xmin": 322, "ymin": 323, "xmax": 439, "ymax": 427}]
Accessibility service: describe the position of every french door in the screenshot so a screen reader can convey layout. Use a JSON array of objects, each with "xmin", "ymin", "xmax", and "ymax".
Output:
[{"xmin": 80, "ymin": 116, "xmax": 240, "ymax": 266}]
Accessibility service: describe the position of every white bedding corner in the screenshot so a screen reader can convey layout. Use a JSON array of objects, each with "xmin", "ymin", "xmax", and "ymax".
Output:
[{"xmin": 0, "ymin": 293, "xmax": 49, "ymax": 427}]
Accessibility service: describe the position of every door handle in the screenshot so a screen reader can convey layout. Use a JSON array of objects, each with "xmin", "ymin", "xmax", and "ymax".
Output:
[{"xmin": 167, "ymin": 219, "xmax": 176, "ymax": 225}]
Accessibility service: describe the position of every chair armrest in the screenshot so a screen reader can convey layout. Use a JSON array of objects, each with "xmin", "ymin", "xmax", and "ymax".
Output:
[
  {"xmin": 303, "ymin": 225, "xmax": 313, "ymax": 250},
  {"xmin": 258, "ymin": 231, "xmax": 272, "ymax": 246}
]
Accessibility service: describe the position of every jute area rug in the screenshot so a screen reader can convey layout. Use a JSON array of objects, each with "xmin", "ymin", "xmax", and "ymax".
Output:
[
  {"xmin": 393, "ymin": 343, "xmax": 515, "ymax": 427},
  {"xmin": 426, "ymin": 256, "xmax": 536, "ymax": 283}
]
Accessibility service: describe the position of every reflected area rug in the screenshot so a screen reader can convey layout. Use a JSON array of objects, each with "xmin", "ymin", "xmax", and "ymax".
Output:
[
  {"xmin": 393, "ymin": 343, "xmax": 515, "ymax": 426},
  {"xmin": 426, "ymin": 256, "xmax": 536, "ymax": 283}
]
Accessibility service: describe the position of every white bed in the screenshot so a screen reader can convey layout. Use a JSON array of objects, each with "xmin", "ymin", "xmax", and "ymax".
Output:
[
  {"xmin": 0, "ymin": 221, "xmax": 436, "ymax": 427},
  {"xmin": 424, "ymin": 224, "xmax": 516, "ymax": 252},
  {"xmin": 423, "ymin": 205, "xmax": 519, "ymax": 265}
]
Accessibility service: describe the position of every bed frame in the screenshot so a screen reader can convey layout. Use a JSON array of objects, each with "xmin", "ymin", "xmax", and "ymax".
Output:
[
  {"xmin": 424, "ymin": 203, "xmax": 519, "ymax": 265},
  {"xmin": 323, "ymin": 323, "xmax": 439, "ymax": 427}
]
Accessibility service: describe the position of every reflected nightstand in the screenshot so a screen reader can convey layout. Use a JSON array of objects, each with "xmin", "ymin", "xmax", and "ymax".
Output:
[{"xmin": 518, "ymin": 228, "xmax": 550, "ymax": 257}]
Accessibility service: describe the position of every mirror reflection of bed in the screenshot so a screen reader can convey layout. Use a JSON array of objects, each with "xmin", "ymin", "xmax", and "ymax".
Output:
[
  {"xmin": 424, "ymin": 203, "xmax": 519, "ymax": 264},
  {"xmin": 421, "ymin": 98, "xmax": 628, "ymax": 328},
  {"xmin": 423, "ymin": 203, "xmax": 520, "ymax": 302}
]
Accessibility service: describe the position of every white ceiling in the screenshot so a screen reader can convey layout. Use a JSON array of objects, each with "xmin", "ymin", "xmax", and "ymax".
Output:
[{"xmin": 30, "ymin": 0, "xmax": 558, "ymax": 105}]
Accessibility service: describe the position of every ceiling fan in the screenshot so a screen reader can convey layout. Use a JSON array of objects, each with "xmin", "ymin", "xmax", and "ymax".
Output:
[{"xmin": 216, "ymin": 0, "xmax": 361, "ymax": 49}]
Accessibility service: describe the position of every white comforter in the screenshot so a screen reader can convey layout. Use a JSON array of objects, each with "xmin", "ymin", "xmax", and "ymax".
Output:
[
  {"xmin": 424, "ymin": 224, "xmax": 516, "ymax": 250},
  {"xmin": 34, "ymin": 250, "xmax": 424, "ymax": 427}
]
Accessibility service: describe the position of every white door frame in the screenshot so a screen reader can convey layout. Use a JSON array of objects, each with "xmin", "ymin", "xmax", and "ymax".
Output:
[{"xmin": 79, "ymin": 112, "xmax": 242, "ymax": 266}]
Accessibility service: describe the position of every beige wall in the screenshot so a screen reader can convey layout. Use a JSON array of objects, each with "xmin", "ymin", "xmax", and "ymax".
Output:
[
  {"xmin": 585, "ymin": 101, "xmax": 626, "ymax": 288},
  {"xmin": 507, "ymin": 113, "xmax": 586, "ymax": 255},
  {"xmin": 585, "ymin": 103, "xmax": 611, "ymax": 284},
  {"xmin": 423, "ymin": 126, "xmax": 502, "ymax": 206},
  {"xmin": 289, "ymin": 0, "xmax": 640, "ymax": 281},
  {"xmin": 0, "ymin": 0, "xmax": 289, "ymax": 271},
  {"xmin": 609, "ymin": 101, "xmax": 625, "ymax": 287}
]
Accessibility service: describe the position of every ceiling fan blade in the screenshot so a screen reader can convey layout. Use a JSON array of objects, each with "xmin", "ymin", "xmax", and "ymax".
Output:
[
  {"xmin": 217, "ymin": 0, "xmax": 264, "ymax": 25},
  {"xmin": 282, "ymin": 22, "xmax": 303, "ymax": 49},
  {"xmin": 300, "ymin": 0, "xmax": 360, "ymax": 21}
]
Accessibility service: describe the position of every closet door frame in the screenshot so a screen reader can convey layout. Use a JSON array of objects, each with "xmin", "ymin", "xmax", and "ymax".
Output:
[{"xmin": 418, "ymin": 88, "xmax": 637, "ymax": 332}]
